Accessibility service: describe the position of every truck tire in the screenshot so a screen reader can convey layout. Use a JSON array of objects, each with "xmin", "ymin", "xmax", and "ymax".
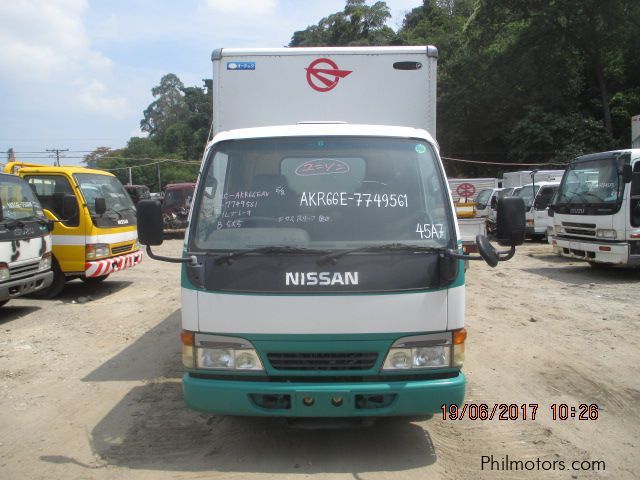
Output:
[
  {"xmin": 81, "ymin": 274, "xmax": 110, "ymax": 284},
  {"xmin": 30, "ymin": 259, "xmax": 66, "ymax": 299}
]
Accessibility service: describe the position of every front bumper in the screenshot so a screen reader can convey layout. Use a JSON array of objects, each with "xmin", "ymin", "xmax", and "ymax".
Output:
[
  {"xmin": 84, "ymin": 250, "xmax": 143, "ymax": 278},
  {"xmin": 0, "ymin": 270, "xmax": 54, "ymax": 301},
  {"xmin": 183, "ymin": 372, "xmax": 466, "ymax": 417},
  {"xmin": 551, "ymin": 236, "xmax": 639, "ymax": 265}
]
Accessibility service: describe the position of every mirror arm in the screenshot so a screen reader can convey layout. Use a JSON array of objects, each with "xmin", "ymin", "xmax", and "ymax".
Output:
[
  {"xmin": 443, "ymin": 251, "xmax": 485, "ymax": 261},
  {"xmin": 445, "ymin": 245, "xmax": 516, "ymax": 262},
  {"xmin": 145, "ymin": 245, "xmax": 197, "ymax": 265}
]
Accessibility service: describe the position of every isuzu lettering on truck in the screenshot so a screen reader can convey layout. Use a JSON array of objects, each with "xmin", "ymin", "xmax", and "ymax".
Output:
[
  {"xmin": 137, "ymin": 46, "xmax": 525, "ymax": 418},
  {"xmin": 550, "ymin": 149, "xmax": 640, "ymax": 267}
]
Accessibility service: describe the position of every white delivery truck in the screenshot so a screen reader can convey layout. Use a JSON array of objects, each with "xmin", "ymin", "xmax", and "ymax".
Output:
[
  {"xmin": 0, "ymin": 173, "xmax": 53, "ymax": 306},
  {"xmin": 137, "ymin": 46, "xmax": 525, "ymax": 418},
  {"xmin": 550, "ymin": 149, "xmax": 640, "ymax": 267}
]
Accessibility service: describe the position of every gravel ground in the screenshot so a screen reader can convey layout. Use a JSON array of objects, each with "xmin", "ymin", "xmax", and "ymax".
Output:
[{"xmin": 0, "ymin": 240, "xmax": 638, "ymax": 479}]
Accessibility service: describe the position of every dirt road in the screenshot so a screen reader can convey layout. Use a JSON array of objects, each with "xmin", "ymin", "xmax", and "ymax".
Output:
[{"xmin": 1, "ymin": 241, "xmax": 638, "ymax": 479}]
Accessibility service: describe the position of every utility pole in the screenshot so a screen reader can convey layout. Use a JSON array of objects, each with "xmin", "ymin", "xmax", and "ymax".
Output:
[
  {"xmin": 128, "ymin": 167, "xmax": 133, "ymax": 185},
  {"xmin": 46, "ymin": 148, "xmax": 68, "ymax": 166},
  {"xmin": 157, "ymin": 163, "xmax": 162, "ymax": 192}
]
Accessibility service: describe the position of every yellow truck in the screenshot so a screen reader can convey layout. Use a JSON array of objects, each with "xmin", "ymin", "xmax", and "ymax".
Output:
[{"xmin": 4, "ymin": 162, "xmax": 142, "ymax": 297}]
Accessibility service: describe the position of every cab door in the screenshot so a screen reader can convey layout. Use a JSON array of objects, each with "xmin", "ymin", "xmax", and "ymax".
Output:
[{"xmin": 24, "ymin": 175, "xmax": 87, "ymax": 274}]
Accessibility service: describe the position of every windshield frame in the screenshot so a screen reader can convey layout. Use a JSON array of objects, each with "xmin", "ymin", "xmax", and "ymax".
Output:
[
  {"xmin": 187, "ymin": 135, "xmax": 457, "ymax": 253},
  {"xmin": 74, "ymin": 172, "xmax": 136, "ymax": 227},
  {"xmin": 0, "ymin": 174, "xmax": 46, "ymax": 222},
  {"xmin": 555, "ymin": 154, "xmax": 628, "ymax": 215}
]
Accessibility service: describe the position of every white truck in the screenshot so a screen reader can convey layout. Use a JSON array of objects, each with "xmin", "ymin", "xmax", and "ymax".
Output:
[
  {"xmin": 514, "ymin": 181, "xmax": 560, "ymax": 240},
  {"xmin": 136, "ymin": 46, "xmax": 525, "ymax": 419},
  {"xmin": 550, "ymin": 149, "xmax": 640, "ymax": 267},
  {"xmin": 0, "ymin": 173, "xmax": 53, "ymax": 306},
  {"xmin": 447, "ymin": 178, "xmax": 497, "ymax": 252}
]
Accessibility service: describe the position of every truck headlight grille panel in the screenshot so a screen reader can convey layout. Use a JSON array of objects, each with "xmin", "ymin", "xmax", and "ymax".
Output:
[{"xmin": 267, "ymin": 352, "xmax": 378, "ymax": 371}]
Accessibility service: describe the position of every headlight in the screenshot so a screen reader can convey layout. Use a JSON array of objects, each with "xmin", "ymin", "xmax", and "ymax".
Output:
[
  {"xmin": 86, "ymin": 243, "xmax": 110, "ymax": 260},
  {"xmin": 38, "ymin": 252, "xmax": 52, "ymax": 272},
  {"xmin": 382, "ymin": 329, "xmax": 466, "ymax": 371},
  {"xmin": 0, "ymin": 262, "xmax": 9, "ymax": 282},
  {"xmin": 596, "ymin": 229, "xmax": 617, "ymax": 239},
  {"xmin": 181, "ymin": 331, "xmax": 264, "ymax": 371}
]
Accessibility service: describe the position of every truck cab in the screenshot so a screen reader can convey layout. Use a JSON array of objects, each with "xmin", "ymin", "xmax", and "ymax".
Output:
[
  {"xmin": 515, "ymin": 181, "xmax": 559, "ymax": 239},
  {"xmin": 0, "ymin": 173, "xmax": 53, "ymax": 306},
  {"xmin": 550, "ymin": 150, "xmax": 640, "ymax": 266},
  {"xmin": 4, "ymin": 163, "xmax": 143, "ymax": 297}
]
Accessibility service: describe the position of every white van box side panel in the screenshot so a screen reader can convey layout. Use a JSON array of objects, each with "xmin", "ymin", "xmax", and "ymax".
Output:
[
  {"xmin": 192, "ymin": 290, "xmax": 448, "ymax": 335},
  {"xmin": 446, "ymin": 285, "xmax": 464, "ymax": 330},
  {"xmin": 212, "ymin": 48, "xmax": 436, "ymax": 137}
]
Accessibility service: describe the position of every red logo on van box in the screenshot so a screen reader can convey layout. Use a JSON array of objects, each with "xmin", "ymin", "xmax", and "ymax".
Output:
[
  {"xmin": 305, "ymin": 58, "xmax": 352, "ymax": 92},
  {"xmin": 456, "ymin": 183, "xmax": 476, "ymax": 198},
  {"xmin": 295, "ymin": 159, "xmax": 350, "ymax": 176}
]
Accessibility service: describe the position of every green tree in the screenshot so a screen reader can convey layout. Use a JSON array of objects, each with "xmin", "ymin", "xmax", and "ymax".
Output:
[{"xmin": 290, "ymin": 0, "xmax": 395, "ymax": 46}]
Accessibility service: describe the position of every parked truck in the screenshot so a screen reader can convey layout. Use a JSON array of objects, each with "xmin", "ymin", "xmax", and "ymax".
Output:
[
  {"xmin": 4, "ymin": 162, "xmax": 143, "ymax": 297},
  {"xmin": 550, "ymin": 149, "xmax": 640, "ymax": 267},
  {"xmin": 514, "ymin": 181, "xmax": 560, "ymax": 240},
  {"xmin": 0, "ymin": 172, "xmax": 53, "ymax": 306},
  {"xmin": 137, "ymin": 46, "xmax": 525, "ymax": 419}
]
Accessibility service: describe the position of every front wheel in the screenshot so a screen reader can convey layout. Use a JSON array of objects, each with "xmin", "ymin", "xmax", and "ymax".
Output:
[{"xmin": 81, "ymin": 274, "xmax": 110, "ymax": 285}]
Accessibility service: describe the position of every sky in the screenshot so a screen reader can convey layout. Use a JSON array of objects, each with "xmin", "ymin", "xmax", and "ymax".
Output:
[{"xmin": 0, "ymin": 0, "xmax": 421, "ymax": 165}]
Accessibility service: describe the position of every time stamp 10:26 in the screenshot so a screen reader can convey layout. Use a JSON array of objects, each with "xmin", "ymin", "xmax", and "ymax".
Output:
[{"xmin": 441, "ymin": 403, "xmax": 600, "ymax": 421}]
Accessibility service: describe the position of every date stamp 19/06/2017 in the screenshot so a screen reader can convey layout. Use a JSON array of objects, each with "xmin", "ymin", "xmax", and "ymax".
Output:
[{"xmin": 441, "ymin": 403, "xmax": 600, "ymax": 421}]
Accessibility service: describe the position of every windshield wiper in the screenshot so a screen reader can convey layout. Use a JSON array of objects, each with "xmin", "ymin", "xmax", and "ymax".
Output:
[
  {"xmin": 214, "ymin": 246, "xmax": 331, "ymax": 266},
  {"xmin": 317, "ymin": 243, "xmax": 446, "ymax": 266}
]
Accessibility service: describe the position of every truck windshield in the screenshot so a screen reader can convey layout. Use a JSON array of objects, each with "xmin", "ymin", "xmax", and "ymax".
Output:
[
  {"xmin": 73, "ymin": 174, "xmax": 135, "ymax": 227},
  {"xmin": 475, "ymin": 189, "xmax": 492, "ymax": 208},
  {"xmin": 0, "ymin": 175, "xmax": 45, "ymax": 221},
  {"xmin": 556, "ymin": 158, "xmax": 624, "ymax": 206},
  {"xmin": 191, "ymin": 137, "xmax": 454, "ymax": 251},
  {"xmin": 515, "ymin": 184, "xmax": 540, "ymax": 209}
]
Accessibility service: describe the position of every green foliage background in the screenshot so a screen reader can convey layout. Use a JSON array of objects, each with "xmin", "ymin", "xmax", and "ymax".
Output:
[{"xmin": 86, "ymin": 0, "xmax": 640, "ymax": 184}]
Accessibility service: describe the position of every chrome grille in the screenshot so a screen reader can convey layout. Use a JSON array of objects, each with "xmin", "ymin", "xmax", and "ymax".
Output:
[
  {"xmin": 561, "ymin": 222, "xmax": 596, "ymax": 237},
  {"xmin": 268, "ymin": 352, "xmax": 378, "ymax": 371}
]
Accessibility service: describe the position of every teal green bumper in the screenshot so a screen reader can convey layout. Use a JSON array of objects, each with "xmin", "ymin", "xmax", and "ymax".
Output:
[{"xmin": 183, "ymin": 372, "xmax": 465, "ymax": 417}]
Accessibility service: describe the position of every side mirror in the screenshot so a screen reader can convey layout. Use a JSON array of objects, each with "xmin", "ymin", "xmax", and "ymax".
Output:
[
  {"xmin": 0, "ymin": 196, "xmax": 3, "ymax": 222},
  {"xmin": 547, "ymin": 205, "xmax": 555, "ymax": 217},
  {"xmin": 490, "ymin": 196, "xmax": 497, "ymax": 209},
  {"xmin": 496, "ymin": 197, "xmax": 525, "ymax": 247},
  {"xmin": 622, "ymin": 164, "xmax": 632, "ymax": 183},
  {"xmin": 46, "ymin": 219, "xmax": 55, "ymax": 232},
  {"xmin": 137, "ymin": 199, "xmax": 164, "ymax": 246},
  {"xmin": 62, "ymin": 194, "xmax": 79, "ymax": 220},
  {"xmin": 95, "ymin": 198, "xmax": 107, "ymax": 215}
]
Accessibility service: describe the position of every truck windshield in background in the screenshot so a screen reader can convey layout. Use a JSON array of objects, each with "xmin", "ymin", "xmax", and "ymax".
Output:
[
  {"xmin": 191, "ymin": 136, "xmax": 454, "ymax": 251},
  {"xmin": 75, "ymin": 173, "xmax": 136, "ymax": 227},
  {"xmin": 0, "ymin": 175, "xmax": 45, "ymax": 223},
  {"xmin": 555, "ymin": 157, "xmax": 625, "ymax": 214},
  {"xmin": 515, "ymin": 184, "xmax": 540, "ymax": 210}
]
